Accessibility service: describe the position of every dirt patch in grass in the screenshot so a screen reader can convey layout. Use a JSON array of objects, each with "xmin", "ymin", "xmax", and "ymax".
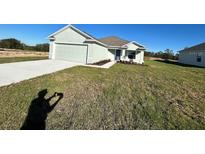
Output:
[{"xmin": 0, "ymin": 50, "xmax": 48, "ymax": 57}]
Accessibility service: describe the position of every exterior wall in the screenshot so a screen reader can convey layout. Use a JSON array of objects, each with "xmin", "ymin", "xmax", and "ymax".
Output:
[
  {"xmin": 125, "ymin": 42, "xmax": 144, "ymax": 64},
  {"xmin": 54, "ymin": 27, "xmax": 86, "ymax": 43},
  {"xmin": 49, "ymin": 27, "xmax": 87, "ymax": 60},
  {"xmin": 179, "ymin": 51, "xmax": 205, "ymax": 67},
  {"xmin": 87, "ymin": 43, "xmax": 109, "ymax": 63},
  {"xmin": 108, "ymin": 49, "xmax": 116, "ymax": 61},
  {"xmin": 135, "ymin": 50, "xmax": 144, "ymax": 64}
]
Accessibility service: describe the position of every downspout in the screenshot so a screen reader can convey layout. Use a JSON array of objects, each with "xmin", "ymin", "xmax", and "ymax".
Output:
[
  {"xmin": 85, "ymin": 45, "xmax": 89, "ymax": 64},
  {"xmin": 53, "ymin": 42, "xmax": 56, "ymax": 59}
]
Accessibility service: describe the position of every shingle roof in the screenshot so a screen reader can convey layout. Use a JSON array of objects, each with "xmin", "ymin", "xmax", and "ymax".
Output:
[
  {"xmin": 181, "ymin": 42, "xmax": 205, "ymax": 52},
  {"xmin": 98, "ymin": 36, "xmax": 130, "ymax": 46}
]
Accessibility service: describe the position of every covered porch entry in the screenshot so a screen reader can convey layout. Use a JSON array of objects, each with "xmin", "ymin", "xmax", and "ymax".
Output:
[{"xmin": 108, "ymin": 47, "xmax": 144, "ymax": 64}]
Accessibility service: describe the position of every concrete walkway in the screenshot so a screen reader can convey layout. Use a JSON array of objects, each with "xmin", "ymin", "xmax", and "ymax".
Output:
[
  {"xmin": 84, "ymin": 61, "xmax": 116, "ymax": 69},
  {"xmin": 0, "ymin": 60, "xmax": 81, "ymax": 87}
]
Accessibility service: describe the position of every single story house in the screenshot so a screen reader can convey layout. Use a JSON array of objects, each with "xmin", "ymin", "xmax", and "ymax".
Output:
[
  {"xmin": 48, "ymin": 25, "xmax": 145, "ymax": 64},
  {"xmin": 179, "ymin": 42, "xmax": 205, "ymax": 67}
]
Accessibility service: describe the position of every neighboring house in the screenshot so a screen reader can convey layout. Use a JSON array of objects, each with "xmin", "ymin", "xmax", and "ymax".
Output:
[
  {"xmin": 179, "ymin": 42, "xmax": 205, "ymax": 67},
  {"xmin": 48, "ymin": 25, "xmax": 145, "ymax": 64}
]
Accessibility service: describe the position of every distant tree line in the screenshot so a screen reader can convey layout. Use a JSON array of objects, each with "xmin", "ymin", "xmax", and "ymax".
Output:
[
  {"xmin": 0, "ymin": 38, "xmax": 49, "ymax": 52},
  {"xmin": 145, "ymin": 49, "xmax": 179, "ymax": 60}
]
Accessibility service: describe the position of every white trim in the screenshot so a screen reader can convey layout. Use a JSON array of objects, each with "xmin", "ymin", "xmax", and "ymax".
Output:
[
  {"xmin": 70, "ymin": 25, "xmax": 108, "ymax": 47},
  {"xmin": 69, "ymin": 26, "xmax": 94, "ymax": 39},
  {"xmin": 52, "ymin": 42, "xmax": 56, "ymax": 59},
  {"xmin": 48, "ymin": 24, "xmax": 71, "ymax": 38},
  {"xmin": 48, "ymin": 24, "xmax": 108, "ymax": 47},
  {"xmin": 115, "ymin": 49, "xmax": 122, "ymax": 61},
  {"xmin": 108, "ymin": 46, "xmax": 127, "ymax": 49},
  {"xmin": 55, "ymin": 41, "xmax": 88, "ymax": 46},
  {"xmin": 127, "ymin": 50, "xmax": 136, "ymax": 59},
  {"xmin": 179, "ymin": 49, "xmax": 205, "ymax": 53},
  {"xmin": 123, "ymin": 41, "xmax": 145, "ymax": 48}
]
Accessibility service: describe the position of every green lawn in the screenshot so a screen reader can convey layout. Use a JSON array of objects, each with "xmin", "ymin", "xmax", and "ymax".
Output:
[
  {"xmin": 0, "ymin": 60, "xmax": 204, "ymax": 129},
  {"xmin": 0, "ymin": 56, "xmax": 48, "ymax": 64}
]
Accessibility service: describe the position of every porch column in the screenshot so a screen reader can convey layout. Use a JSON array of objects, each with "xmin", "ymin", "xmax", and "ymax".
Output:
[
  {"xmin": 121, "ymin": 49, "xmax": 126, "ymax": 60},
  {"xmin": 49, "ymin": 40, "xmax": 56, "ymax": 59}
]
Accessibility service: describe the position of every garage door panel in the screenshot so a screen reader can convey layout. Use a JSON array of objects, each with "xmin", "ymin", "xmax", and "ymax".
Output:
[{"xmin": 55, "ymin": 43, "xmax": 87, "ymax": 63}]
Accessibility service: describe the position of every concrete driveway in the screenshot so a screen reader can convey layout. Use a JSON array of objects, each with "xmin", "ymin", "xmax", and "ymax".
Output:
[{"xmin": 0, "ymin": 60, "xmax": 81, "ymax": 87}]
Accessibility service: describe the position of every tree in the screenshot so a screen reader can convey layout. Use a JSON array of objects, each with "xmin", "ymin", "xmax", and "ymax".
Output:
[
  {"xmin": 35, "ymin": 43, "xmax": 49, "ymax": 52},
  {"xmin": 144, "ymin": 51, "xmax": 155, "ymax": 57},
  {"xmin": 0, "ymin": 38, "xmax": 49, "ymax": 52},
  {"xmin": 162, "ymin": 49, "xmax": 175, "ymax": 60},
  {"xmin": 0, "ymin": 38, "xmax": 24, "ymax": 49},
  {"xmin": 146, "ymin": 49, "xmax": 177, "ymax": 60}
]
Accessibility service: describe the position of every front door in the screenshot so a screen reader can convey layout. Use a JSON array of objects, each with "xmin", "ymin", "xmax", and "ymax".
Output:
[{"xmin": 115, "ymin": 50, "xmax": 121, "ymax": 61}]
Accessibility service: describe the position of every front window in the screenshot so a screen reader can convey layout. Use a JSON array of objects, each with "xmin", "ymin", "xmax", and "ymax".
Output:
[
  {"xmin": 197, "ymin": 56, "xmax": 201, "ymax": 62},
  {"xmin": 128, "ymin": 51, "xmax": 136, "ymax": 59}
]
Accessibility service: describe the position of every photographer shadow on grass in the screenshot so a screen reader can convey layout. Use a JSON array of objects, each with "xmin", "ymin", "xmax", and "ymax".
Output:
[{"xmin": 20, "ymin": 89, "xmax": 63, "ymax": 130}]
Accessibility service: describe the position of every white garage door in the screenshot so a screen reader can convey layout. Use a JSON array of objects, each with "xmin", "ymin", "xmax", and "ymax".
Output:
[{"xmin": 55, "ymin": 43, "xmax": 88, "ymax": 64}]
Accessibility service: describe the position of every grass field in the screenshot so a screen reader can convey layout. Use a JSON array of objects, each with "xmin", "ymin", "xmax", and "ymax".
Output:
[
  {"xmin": 0, "ymin": 56, "xmax": 48, "ymax": 64},
  {"xmin": 0, "ymin": 60, "xmax": 204, "ymax": 129}
]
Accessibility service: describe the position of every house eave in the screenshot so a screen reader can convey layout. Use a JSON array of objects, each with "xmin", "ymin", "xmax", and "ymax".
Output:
[
  {"xmin": 107, "ymin": 46, "xmax": 128, "ymax": 49},
  {"xmin": 48, "ymin": 24, "xmax": 71, "ymax": 38},
  {"xmin": 84, "ymin": 39, "xmax": 107, "ymax": 47},
  {"xmin": 122, "ymin": 41, "xmax": 145, "ymax": 48},
  {"xmin": 137, "ymin": 47, "xmax": 146, "ymax": 50},
  {"xmin": 180, "ymin": 49, "xmax": 205, "ymax": 53},
  {"xmin": 49, "ymin": 36, "xmax": 55, "ymax": 41}
]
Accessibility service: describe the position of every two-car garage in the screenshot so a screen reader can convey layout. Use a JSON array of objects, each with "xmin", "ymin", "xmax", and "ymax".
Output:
[
  {"xmin": 54, "ymin": 43, "xmax": 88, "ymax": 64},
  {"xmin": 49, "ymin": 25, "xmax": 110, "ymax": 64}
]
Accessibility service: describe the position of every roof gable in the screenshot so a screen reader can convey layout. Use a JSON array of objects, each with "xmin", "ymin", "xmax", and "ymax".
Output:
[
  {"xmin": 48, "ymin": 25, "xmax": 92, "ymax": 39},
  {"xmin": 48, "ymin": 25, "xmax": 107, "ymax": 47}
]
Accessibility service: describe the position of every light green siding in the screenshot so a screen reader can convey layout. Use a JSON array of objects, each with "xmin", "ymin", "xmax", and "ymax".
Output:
[
  {"xmin": 54, "ymin": 27, "xmax": 86, "ymax": 43},
  {"xmin": 52, "ymin": 26, "xmax": 88, "ymax": 64},
  {"xmin": 87, "ymin": 43, "xmax": 109, "ymax": 63},
  {"xmin": 108, "ymin": 49, "xmax": 115, "ymax": 61}
]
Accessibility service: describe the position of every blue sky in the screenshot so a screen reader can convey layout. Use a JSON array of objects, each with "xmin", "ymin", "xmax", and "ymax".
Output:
[{"xmin": 0, "ymin": 24, "xmax": 205, "ymax": 52}]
